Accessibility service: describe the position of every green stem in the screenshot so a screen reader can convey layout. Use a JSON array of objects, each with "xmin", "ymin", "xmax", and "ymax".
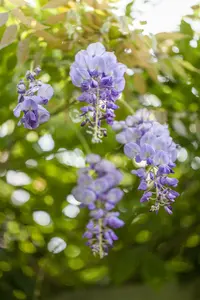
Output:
[
  {"xmin": 33, "ymin": 267, "xmax": 44, "ymax": 300},
  {"xmin": 98, "ymin": 217, "xmax": 104, "ymax": 259},
  {"xmin": 93, "ymin": 87, "xmax": 100, "ymax": 142},
  {"xmin": 65, "ymin": 112, "xmax": 91, "ymax": 155},
  {"xmin": 73, "ymin": 126, "xmax": 91, "ymax": 155},
  {"xmin": 119, "ymin": 99, "xmax": 134, "ymax": 114},
  {"xmin": 97, "ymin": 200, "xmax": 104, "ymax": 258}
]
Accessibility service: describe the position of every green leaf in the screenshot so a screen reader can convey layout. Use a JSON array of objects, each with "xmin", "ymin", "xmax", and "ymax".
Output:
[
  {"xmin": 156, "ymin": 32, "xmax": 188, "ymax": 41},
  {"xmin": 125, "ymin": 1, "xmax": 134, "ymax": 17},
  {"xmin": 110, "ymin": 249, "xmax": 140, "ymax": 284},
  {"xmin": 180, "ymin": 20, "xmax": 193, "ymax": 36},
  {"xmin": 142, "ymin": 252, "xmax": 166, "ymax": 284},
  {"xmin": 179, "ymin": 60, "xmax": 200, "ymax": 73},
  {"xmin": 17, "ymin": 38, "xmax": 29, "ymax": 64},
  {"xmin": 135, "ymin": 230, "xmax": 151, "ymax": 243},
  {"xmin": 0, "ymin": 13, "xmax": 8, "ymax": 27},
  {"xmin": 45, "ymin": 13, "xmax": 66, "ymax": 25},
  {"xmin": 185, "ymin": 234, "xmax": 200, "ymax": 248},
  {"xmin": 42, "ymin": 0, "xmax": 68, "ymax": 9},
  {"xmin": 8, "ymin": 0, "xmax": 26, "ymax": 6},
  {"xmin": 134, "ymin": 73, "xmax": 147, "ymax": 94},
  {"xmin": 12, "ymin": 8, "xmax": 49, "ymax": 31},
  {"xmin": 0, "ymin": 25, "xmax": 18, "ymax": 50},
  {"xmin": 80, "ymin": 266, "xmax": 108, "ymax": 282},
  {"xmin": 170, "ymin": 58, "xmax": 188, "ymax": 79}
]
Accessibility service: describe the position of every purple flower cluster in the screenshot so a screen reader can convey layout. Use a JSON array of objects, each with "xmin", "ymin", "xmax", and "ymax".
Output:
[
  {"xmin": 113, "ymin": 109, "xmax": 179, "ymax": 214},
  {"xmin": 13, "ymin": 67, "xmax": 54, "ymax": 129},
  {"xmin": 70, "ymin": 42, "xmax": 126, "ymax": 143},
  {"xmin": 71, "ymin": 154, "xmax": 124, "ymax": 258}
]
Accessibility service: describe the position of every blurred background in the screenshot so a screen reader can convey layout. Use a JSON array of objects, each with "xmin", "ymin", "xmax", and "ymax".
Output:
[{"xmin": 0, "ymin": 0, "xmax": 200, "ymax": 299}]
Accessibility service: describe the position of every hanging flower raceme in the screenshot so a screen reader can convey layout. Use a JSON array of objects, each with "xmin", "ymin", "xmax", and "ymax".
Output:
[
  {"xmin": 70, "ymin": 42, "xmax": 126, "ymax": 143},
  {"xmin": 113, "ymin": 109, "xmax": 179, "ymax": 214},
  {"xmin": 71, "ymin": 154, "xmax": 124, "ymax": 258},
  {"xmin": 13, "ymin": 67, "xmax": 54, "ymax": 129}
]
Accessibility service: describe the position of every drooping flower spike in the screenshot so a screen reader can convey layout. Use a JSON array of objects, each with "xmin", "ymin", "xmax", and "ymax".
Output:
[
  {"xmin": 113, "ymin": 109, "xmax": 179, "ymax": 214},
  {"xmin": 13, "ymin": 67, "xmax": 54, "ymax": 129},
  {"xmin": 70, "ymin": 42, "xmax": 126, "ymax": 143},
  {"xmin": 71, "ymin": 154, "xmax": 124, "ymax": 258}
]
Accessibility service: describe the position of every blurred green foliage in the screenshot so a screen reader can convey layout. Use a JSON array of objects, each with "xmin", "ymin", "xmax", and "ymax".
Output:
[{"xmin": 0, "ymin": 0, "xmax": 200, "ymax": 299}]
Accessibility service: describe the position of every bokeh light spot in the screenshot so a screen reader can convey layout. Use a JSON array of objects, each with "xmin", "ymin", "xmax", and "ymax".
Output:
[
  {"xmin": 33, "ymin": 211, "xmax": 51, "ymax": 226},
  {"xmin": 11, "ymin": 189, "xmax": 30, "ymax": 206},
  {"xmin": 48, "ymin": 237, "xmax": 67, "ymax": 254}
]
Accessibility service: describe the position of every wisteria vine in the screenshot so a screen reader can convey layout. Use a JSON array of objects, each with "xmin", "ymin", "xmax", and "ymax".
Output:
[{"xmin": 12, "ymin": 43, "xmax": 181, "ymax": 258}]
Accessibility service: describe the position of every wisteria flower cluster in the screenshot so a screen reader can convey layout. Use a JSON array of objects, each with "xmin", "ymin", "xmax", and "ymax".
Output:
[
  {"xmin": 13, "ymin": 67, "xmax": 54, "ymax": 129},
  {"xmin": 113, "ymin": 109, "xmax": 179, "ymax": 214},
  {"xmin": 70, "ymin": 42, "xmax": 126, "ymax": 143},
  {"xmin": 71, "ymin": 154, "xmax": 124, "ymax": 258}
]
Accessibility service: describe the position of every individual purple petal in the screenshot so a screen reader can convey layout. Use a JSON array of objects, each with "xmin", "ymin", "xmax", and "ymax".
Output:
[
  {"xmin": 161, "ymin": 177, "xmax": 178, "ymax": 187},
  {"xmin": 100, "ymin": 76, "xmax": 113, "ymax": 88},
  {"xmin": 24, "ymin": 110, "xmax": 38, "ymax": 129},
  {"xmin": 86, "ymin": 42, "xmax": 105, "ymax": 56},
  {"xmin": 37, "ymin": 83, "xmax": 54, "ymax": 100},
  {"xmin": 86, "ymin": 154, "xmax": 101, "ymax": 164},
  {"xmin": 113, "ymin": 77, "xmax": 125, "ymax": 92},
  {"xmin": 104, "ymin": 231, "xmax": 113, "ymax": 246},
  {"xmin": 112, "ymin": 121, "xmax": 124, "ymax": 131},
  {"xmin": 140, "ymin": 144, "xmax": 155, "ymax": 160},
  {"xmin": 164, "ymin": 206, "xmax": 173, "ymax": 214},
  {"xmin": 83, "ymin": 231, "xmax": 93, "ymax": 239},
  {"xmin": 140, "ymin": 191, "xmax": 152, "ymax": 203},
  {"xmin": 167, "ymin": 190, "xmax": 179, "ymax": 200},
  {"xmin": 100, "ymin": 53, "xmax": 117, "ymax": 74},
  {"xmin": 70, "ymin": 66, "xmax": 90, "ymax": 87},
  {"xmin": 88, "ymin": 203, "xmax": 96, "ymax": 210},
  {"xmin": 106, "ymin": 188, "xmax": 124, "ymax": 204},
  {"xmin": 108, "ymin": 229, "xmax": 118, "ymax": 241},
  {"xmin": 38, "ymin": 105, "xmax": 50, "ymax": 124},
  {"xmin": 21, "ymin": 98, "xmax": 38, "ymax": 111},
  {"xmin": 17, "ymin": 80, "xmax": 26, "ymax": 94},
  {"xmin": 90, "ymin": 209, "xmax": 104, "ymax": 219},
  {"xmin": 82, "ymin": 189, "xmax": 97, "ymax": 204},
  {"xmin": 105, "ymin": 202, "xmax": 115, "ymax": 211},
  {"xmin": 170, "ymin": 148, "xmax": 178, "ymax": 162},
  {"xmin": 131, "ymin": 168, "xmax": 146, "ymax": 178},
  {"xmin": 90, "ymin": 177, "xmax": 111, "ymax": 194},
  {"xmin": 95, "ymin": 159, "xmax": 116, "ymax": 173},
  {"xmin": 125, "ymin": 115, "xmax": 135, "ymax": 127},
  {"xmin": 107, "ymin": 103, "xmax": 118, "ymax": 110},
  {"xmin": 81, "ymin": 80, "xmax": 91, "ymax": 91},
  {"xmin": 75, "ymin": 50, "xmax": 88, "ymax": 68},
  {"xmin": 86, "ymin": 220, "xmax": 94, "ymax": 230},
  {"xmin": 153, "ymin": 150, "xmax": 170, "ymax": 166},
  {"xmin": 13, "ymin": 103, "xmax": 22, "ymax": 117},
  {"xmin": 116, "ymin": 131, "xmax": 127, "ymax": 144},
  {"xmin": 125, "ymin": 128, "xmax": 141, "ymax": 143},
  {"xmin": 105, "ymin": 170, "xmax": 123, "ymax": 186},
  {"xmin": 124, "ymin": 142, "xmax": 140, "ymax": 159},
  {"xmin": 78, "ymin": 173, "xmax": 93, "ymax": 186},
  {"xmin": 138, "ymin": 180, "xmax": 148, "ymax": 191},
  {"xmin": 113, "ymin": 63, "xmax": 127, "ymax": 78},
  {"xmin": 106, "ymin": 216, "xmax": 124, "ymax": 229}
]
